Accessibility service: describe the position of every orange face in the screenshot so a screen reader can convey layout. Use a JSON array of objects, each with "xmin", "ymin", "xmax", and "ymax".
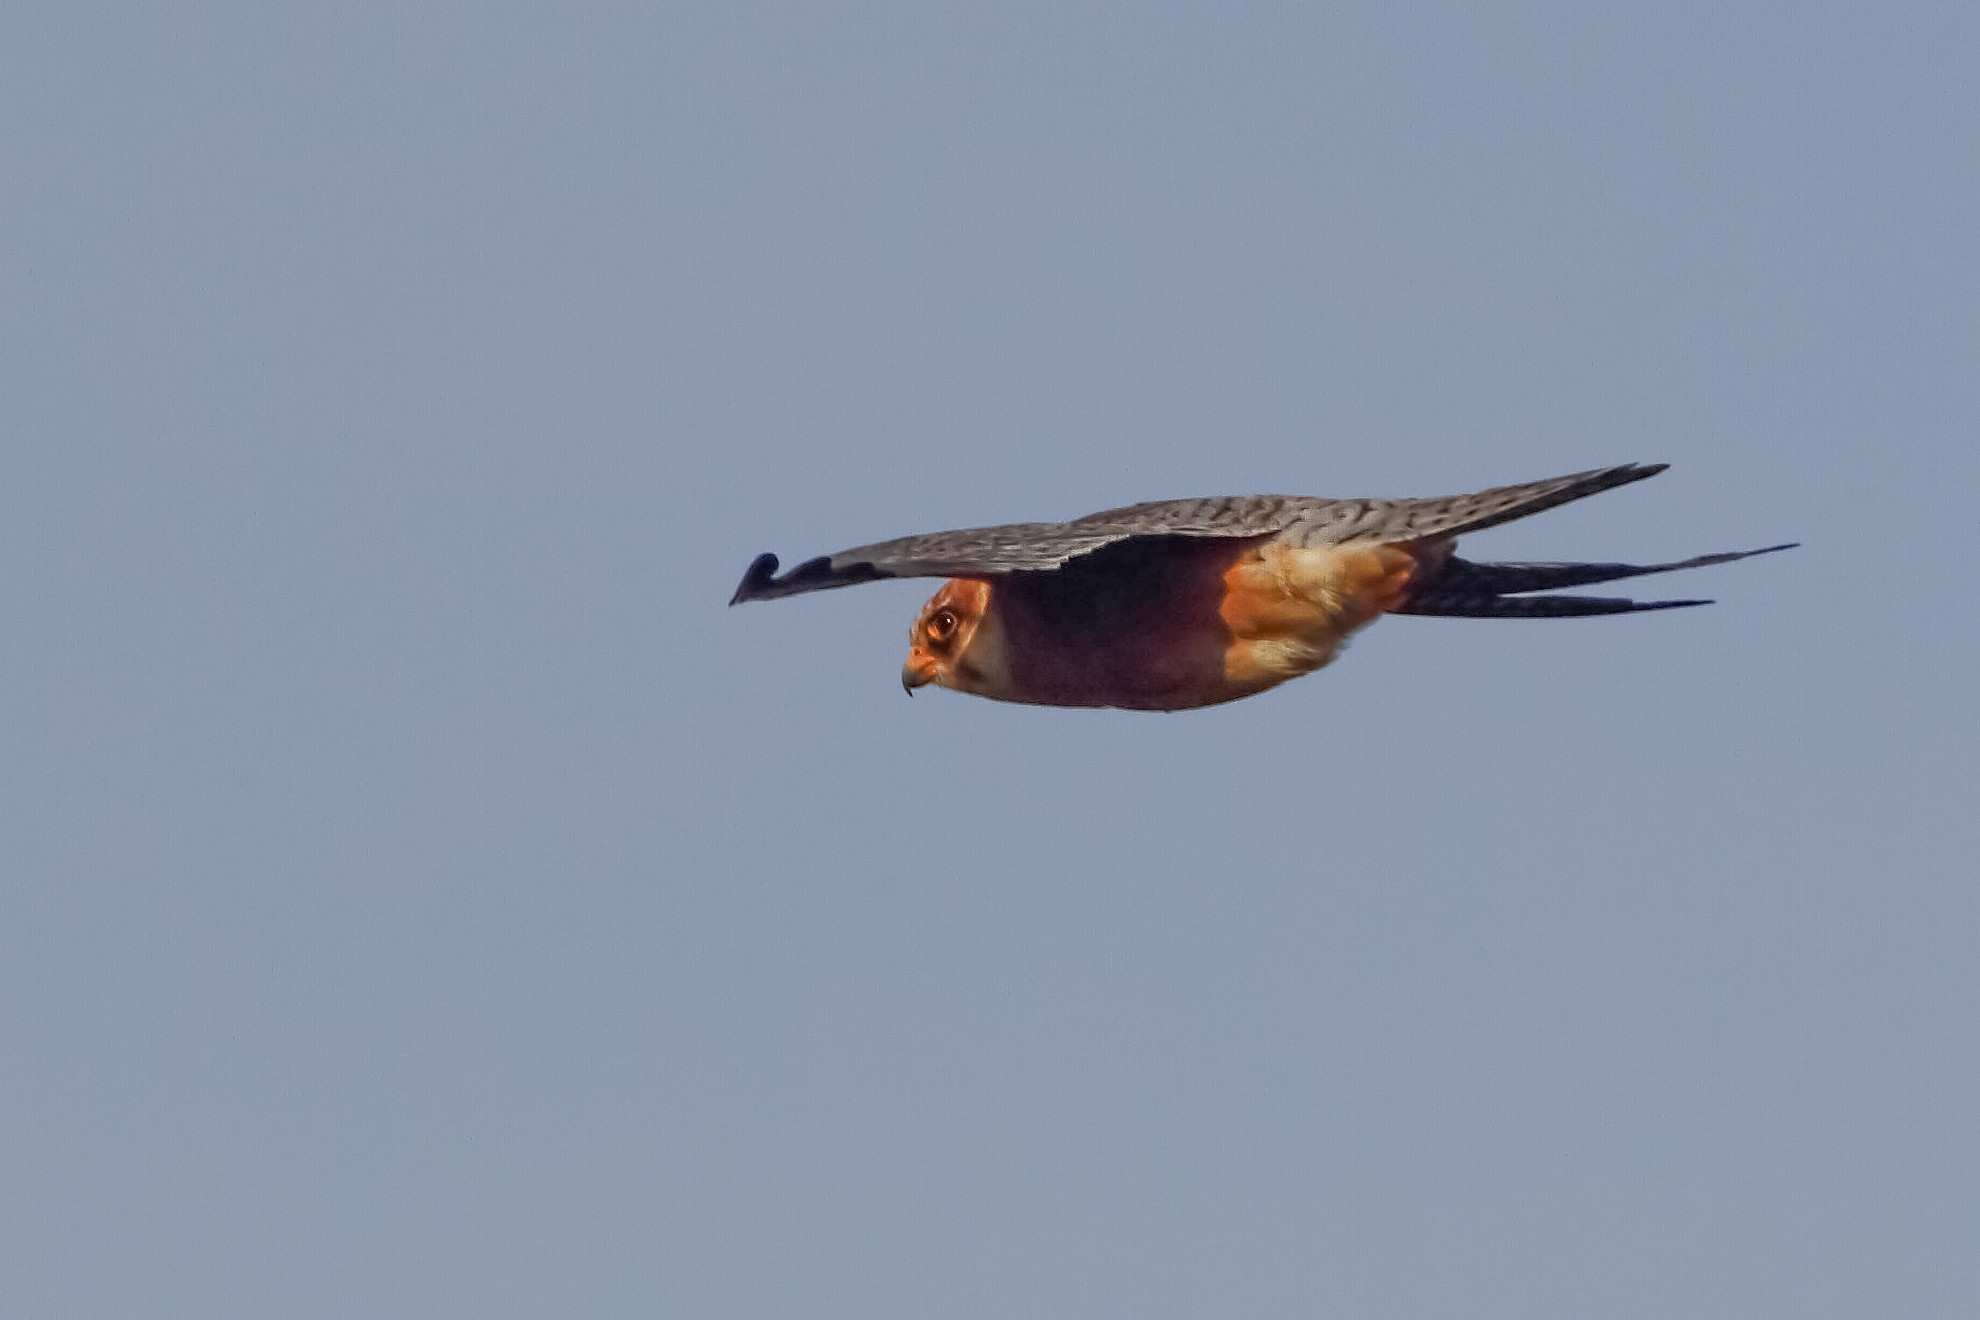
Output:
[{"xmin": 902, "ymin": 579, "xmax": 997, "ymax": 696}]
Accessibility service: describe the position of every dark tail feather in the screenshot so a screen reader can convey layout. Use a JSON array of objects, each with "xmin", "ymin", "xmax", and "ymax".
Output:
[
  {"xmin": 1397, "ymin": 542, "xmax": 1796, "ymax": 619},
  {"xmin": 1404, "ymin": 593, "xmax": 1713, "ymax": 618}
]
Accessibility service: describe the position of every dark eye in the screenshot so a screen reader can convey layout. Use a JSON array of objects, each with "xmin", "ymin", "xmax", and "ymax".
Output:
[{"xmin": 928, "ymin": 608, "xmax": 959, "ymax": 642}]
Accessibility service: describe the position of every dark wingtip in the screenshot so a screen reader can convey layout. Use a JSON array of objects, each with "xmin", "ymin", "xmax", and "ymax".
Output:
[
  {"xmin": 1608, "ymin": 461, "xmax": 1668, "ymax": 489},
  {"xmin": 730, "ymin": 552, "xmax": 782, "ymax": 605},
  {"xmin": 730, "ymin": 552, "xmax": 888, "ymax": 603}
]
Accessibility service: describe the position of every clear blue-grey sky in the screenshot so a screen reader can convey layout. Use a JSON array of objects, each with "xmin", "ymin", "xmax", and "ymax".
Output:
[{"xmin": 5, "ymin": 5, "xmax": 1977, "ymax": 1317}]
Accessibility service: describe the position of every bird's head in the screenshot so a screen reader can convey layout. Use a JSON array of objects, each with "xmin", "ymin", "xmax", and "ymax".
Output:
[{"xmin": 902, "ymin": 579, "xmax": 999, "ymax": 696}]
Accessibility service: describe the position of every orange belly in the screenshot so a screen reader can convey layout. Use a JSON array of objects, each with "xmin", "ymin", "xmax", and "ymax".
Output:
[{"xmin": 1214, "ymin": 540, "xmax": 1419, "ymax": 696}]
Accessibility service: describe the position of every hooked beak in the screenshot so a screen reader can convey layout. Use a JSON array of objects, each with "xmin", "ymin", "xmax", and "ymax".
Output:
[{"xmin": 901, "ymin": 650, "xmax": 937, "ymax": 696}]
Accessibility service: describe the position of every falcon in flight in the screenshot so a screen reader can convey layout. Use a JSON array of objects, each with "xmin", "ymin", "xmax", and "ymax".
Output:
[{"xmin": 730, "ymin": 463, "xmax": 1791, "ymax": 711}]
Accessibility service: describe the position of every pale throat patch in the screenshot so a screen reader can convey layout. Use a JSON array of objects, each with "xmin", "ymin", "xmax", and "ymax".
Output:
[{"xmin": 946, "ymin": 593, "xmax": 1009, "ymax": 693}]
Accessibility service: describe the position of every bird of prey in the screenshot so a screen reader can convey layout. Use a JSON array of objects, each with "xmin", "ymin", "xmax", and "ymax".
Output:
[{"xmin": 730, "ymin": 463, "xmax": 1791, "ymax": 711}]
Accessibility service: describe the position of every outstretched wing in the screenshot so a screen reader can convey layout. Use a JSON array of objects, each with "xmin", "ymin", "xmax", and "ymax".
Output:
[
  {"xmin": 1271, "ymin": 462, "xmax": 1669, "ymax": 548},
  {"xmin": 728, "ymin": 496, "xmax": 1313, "ymax": 603},
  {"xmin": 729, "ymin": 463, "xmax": 1668, "ymax": 603}
]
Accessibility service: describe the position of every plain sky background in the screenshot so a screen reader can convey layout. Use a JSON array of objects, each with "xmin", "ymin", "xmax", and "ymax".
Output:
[{"xmin": 5, "ymin": 4, "xmax": 1978, "ymax": 1317}]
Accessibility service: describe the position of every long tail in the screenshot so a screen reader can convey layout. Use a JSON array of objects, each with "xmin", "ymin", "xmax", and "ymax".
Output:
[{"xmin": 1396, "ymin": 543, "xmax": 1797, "ymax": 618}]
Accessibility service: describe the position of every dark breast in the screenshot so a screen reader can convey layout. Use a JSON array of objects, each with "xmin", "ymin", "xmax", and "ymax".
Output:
[{"xmin": 992, "ymin": 536, "xmax": 1255, "ymax": 708}]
